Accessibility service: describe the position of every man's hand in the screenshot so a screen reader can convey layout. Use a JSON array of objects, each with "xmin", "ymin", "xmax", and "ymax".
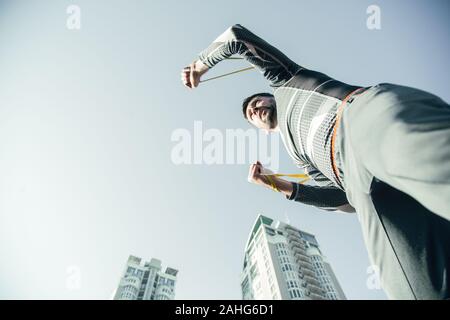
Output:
[
  {"xmin": 248, "ymin": 161, "xmax": 270, "ymax": 187},
  {"xmin": 181, "ymin": 60, "xmax": 209, "ymax": 89},
  {"xmin": 248, "ymin": 161, "xmax": 294, "ymax": 197}
]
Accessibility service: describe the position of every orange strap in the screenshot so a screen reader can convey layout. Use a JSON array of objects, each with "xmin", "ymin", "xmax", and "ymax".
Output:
[{"xmin": 330, "ymin": 87, "xmax": 366, "ymax": 187}]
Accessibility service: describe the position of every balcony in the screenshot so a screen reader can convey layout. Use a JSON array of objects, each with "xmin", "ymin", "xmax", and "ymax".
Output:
[
  {"xmin": 292, "ymin": 245, "xmax": 309, "ymax": 257},
  {"xmin": 296, "ymin": 254, "xmax": 310, "ymax": 263},
  {"xmin": 289, "ymin": 243, "xmax": 304, "ymax": 252},
  {"xmin": 287, "ymin": 236, "xmax": 303, "ymax": 244},
  {"xmin": 288, "ymin": 235, "xmax": 305, "ymax": 248},
  {"xmin": 309, "ymin": 293, "xmax": 326, "ymax": 300},
  {"xmin": 292, "ymin": 244, "xmax": 307, "ymax": 253},
  {"xmin": 304, "ymin": 275, "xmax": 321, "ymax": 287},
  {"xmin": 301, "ymin": 268, "xmax": 316, "ymax": 278},
  {"xmin": 298, "ymin": 260, "xmax": 314, "ymax": 270},
  {"xmin": 285, "ymin": 226, "xmax": 299, "ymax": 234},
  {"xmin": 308, "ymin": 284, "xmax": 325, "ymax": 296},
  {"xmin": 292, "ymin": 250, "xmax": 308, "ymax": 258}
]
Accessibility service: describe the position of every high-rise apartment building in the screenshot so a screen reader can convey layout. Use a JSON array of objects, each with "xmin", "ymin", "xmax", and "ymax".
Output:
[
  {"xmin": 114, "ymin": 255, "xmax": 178, "ymax": 300},
  {"xmin": 241, "ymin": 215, "xmax": 346, "ymax": 300}
]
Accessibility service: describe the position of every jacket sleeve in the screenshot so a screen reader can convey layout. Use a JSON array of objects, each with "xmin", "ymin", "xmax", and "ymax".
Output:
[
  {"xmin": 198, "ymin": 24, "xmax": 302, "ymax": 88},
  {"xmin": 303, "ymin": 164, "xmax": 336, "ymax": 188},
  {"xmin": 286, "ymin": 182, "xmax": 350, "ymax": 211},
  {"xmin": 287, "ymin": 163, "xmax": 350, "ymax": 211}
]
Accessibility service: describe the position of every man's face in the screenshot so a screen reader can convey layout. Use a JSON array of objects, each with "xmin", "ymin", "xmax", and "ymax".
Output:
[{"xmin": 245, "ymin": 96, "xmax": 277, "ymax": 131}]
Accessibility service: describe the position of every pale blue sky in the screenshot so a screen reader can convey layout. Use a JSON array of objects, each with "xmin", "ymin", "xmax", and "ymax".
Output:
[{"xmin": 0, "ymin": 0, "xmax": 448, "ymax": 299}]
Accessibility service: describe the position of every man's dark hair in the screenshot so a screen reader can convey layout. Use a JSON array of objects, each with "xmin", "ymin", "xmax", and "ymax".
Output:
[{"xmin": 242, "ymin": 92, "xmax": 274, "ymax": 119}]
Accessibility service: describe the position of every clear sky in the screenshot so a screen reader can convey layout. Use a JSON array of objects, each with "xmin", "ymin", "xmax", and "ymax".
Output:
[{"xmin": 0, "ymin": 0, "xmax": 448, "ymax": 299}]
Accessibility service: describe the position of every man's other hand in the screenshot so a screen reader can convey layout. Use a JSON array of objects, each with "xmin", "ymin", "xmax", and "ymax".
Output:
[
  {"xmin": 248, "ymin": 161, "xmax": 270, "ymax": 187},
  {"xmin": 181, "ymin": 60, "xmax": 208, "ymax": 89}
]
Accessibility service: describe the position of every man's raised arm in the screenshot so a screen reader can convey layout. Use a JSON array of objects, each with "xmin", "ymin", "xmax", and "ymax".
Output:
[{"xmin": 182, "ymin": 24, "xmax": 302, "ymax": 89}]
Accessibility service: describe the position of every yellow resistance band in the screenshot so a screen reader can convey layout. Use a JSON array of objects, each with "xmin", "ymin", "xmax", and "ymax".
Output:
[
  {"xmin": 271, "ymin": 173, "xmax": 310, "ymax": 184},
  {"xmin": 200, "ymin": 66, "xmax": 255, "ymax": 83},
  {"xmin": 199, "ymin": 57, "xmax": 255, "ymax": 83},
  {"xmin": 263, "ymin": 173, "xmax": 310, "ymax": 193}
]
